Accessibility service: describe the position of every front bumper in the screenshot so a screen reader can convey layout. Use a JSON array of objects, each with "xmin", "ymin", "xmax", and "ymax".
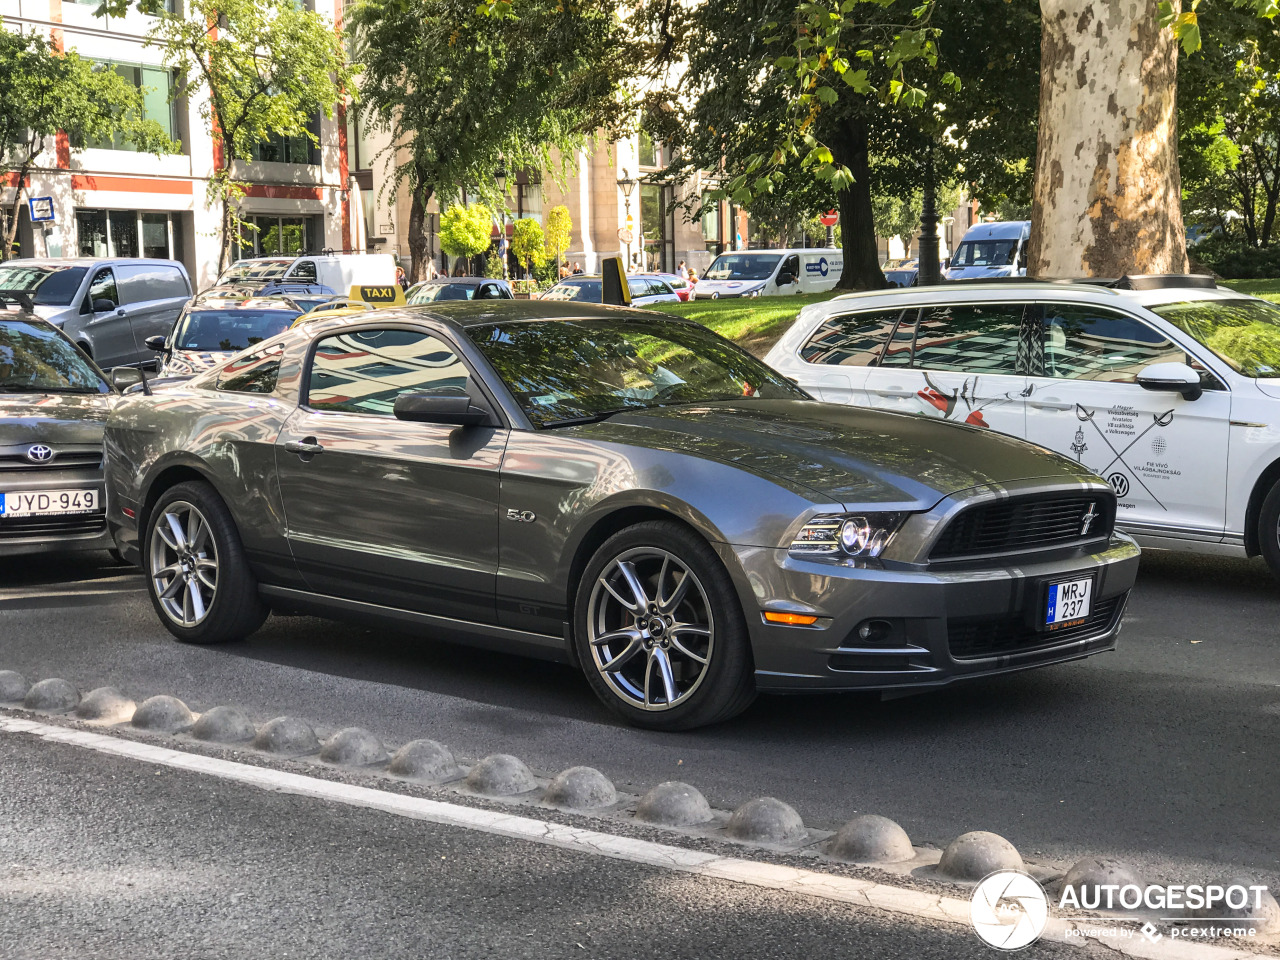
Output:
[
  {"xmin": 0, "ymin": 472, "xmax": 112, "ymax": 558},
  {"xmin": 720, "ymin": 533, "xmax": 1140, "ymax": 692}
]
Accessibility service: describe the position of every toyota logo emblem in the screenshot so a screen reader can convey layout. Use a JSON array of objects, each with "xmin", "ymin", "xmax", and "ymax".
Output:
[{"xmin": 25, "ymin": 444, "xmax": 54, "ymax": 464}]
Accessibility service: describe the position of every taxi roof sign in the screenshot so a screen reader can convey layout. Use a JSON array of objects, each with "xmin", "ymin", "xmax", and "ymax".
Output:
[{"xmin": 348, "ymin": 284, "xmax": 406, "ymax": 307}]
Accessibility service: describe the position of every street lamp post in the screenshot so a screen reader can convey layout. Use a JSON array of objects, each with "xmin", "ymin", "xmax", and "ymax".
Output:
[
  {"xmin": 494, "ymin": 162, "xmax": 508, "ymax": 280},
  {"xmin": 918, "ymin": 145, "xmax": 942, "ymax": 286},
  {"xmin": 617, "ymin": 169, "xmax": 637, "ymax": 271}
]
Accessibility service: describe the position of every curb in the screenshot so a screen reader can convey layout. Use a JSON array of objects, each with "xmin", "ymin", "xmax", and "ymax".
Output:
[{"xmin": 2, "ymin": 668, "xmax": 1276, "ymax": 952}]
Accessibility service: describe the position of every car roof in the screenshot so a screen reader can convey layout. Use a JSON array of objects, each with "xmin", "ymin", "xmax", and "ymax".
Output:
[
  {"xmin": 291, "ymin": 299, "xmax": 679, "ymax": 337},
  {"xmin": 0, "ymin": 257, "xmax": 180, "ymax": 267},
  {"xmin": 420, "ymin": 277, "xmax": 505, "ymax": 287},
  {"xmin": 957, "ymin": 221, "xmax": 1030, "ymax": 241},
  {"xmin": 817, "ymin": 278, "xmax": 1254, "ymax": 313}
]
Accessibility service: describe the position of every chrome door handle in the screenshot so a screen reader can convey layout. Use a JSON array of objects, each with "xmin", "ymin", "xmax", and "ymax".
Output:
[
  {"xmin": 1027, "ymin": 399, "xmax": 1072, "ymax": 410},
  {"xmin": 873, "ymin": 388, "xmax": 916, "ymax": 398},
  {"xmin": 284, "ymin": 438, "xmax": 324, "ymax": 456}
]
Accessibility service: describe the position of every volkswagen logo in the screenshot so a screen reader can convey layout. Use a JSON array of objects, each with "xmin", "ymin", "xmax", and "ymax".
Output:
[{"xmin": 25, "ymin": 444, "xmax": 54, "ymax": 464}]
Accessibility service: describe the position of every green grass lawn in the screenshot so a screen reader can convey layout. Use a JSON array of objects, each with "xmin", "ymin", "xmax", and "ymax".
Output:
[
  {"xmin": 644, "ymin": 292, "xmax": 840, "ymax": 356},
  {"xmin": 1222, "ymin": 278, "xmax": 1280, "ymax": 303}
]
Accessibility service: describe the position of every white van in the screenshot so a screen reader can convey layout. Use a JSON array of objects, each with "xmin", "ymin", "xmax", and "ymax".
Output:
[
  {"xmin": 945, "ymin": 221, "xmax": 1030, "ymax": 280},
  {"xmin": 218, "ymin": 253, "xmax": 396, "ymax": 294},
  {"xmin": 692, "ymin": 248, "xmax": 843, "ymax": 300}
]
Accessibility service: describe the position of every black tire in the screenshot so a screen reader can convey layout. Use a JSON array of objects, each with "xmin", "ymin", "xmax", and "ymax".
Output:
[
  {"xmin": 573, "ymin": 520, "xmax": 756, "ymax": 731},
  {"xmin": 1258, "ymin": 479, "xmax": 1280, "ymax": 579},
  {"xmin": 143, "ymin": 480, "xmax": 267, "ymax": 644}
]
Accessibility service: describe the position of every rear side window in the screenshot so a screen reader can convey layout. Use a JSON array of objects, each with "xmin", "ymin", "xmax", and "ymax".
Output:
[
  {"xmin": 911, "ymin": 303, "xmax": 1025, "ymax": 374},
  {"xmin": 116, "ymin": 263, "xmax": 189, "ymax": 303},
  {"xmin": 306, "ymin": 328, "xmax": 470, "ymax": 416},
  {"xmin": 218, "ymin": 345, "xmax": 283, "ymax": 393},
  {"xmin": 1041, "ymin": 304, "xmax": 1185, "ymax": 382},
  {"xmin": 799, "ymin": 309, "xmax": 902, "ymax": 366}
]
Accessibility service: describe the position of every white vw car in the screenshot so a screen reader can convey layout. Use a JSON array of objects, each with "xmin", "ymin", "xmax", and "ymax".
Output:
[{"xmin": 764, "ymin": 276, "xmax": 1280, "ymax": 574}]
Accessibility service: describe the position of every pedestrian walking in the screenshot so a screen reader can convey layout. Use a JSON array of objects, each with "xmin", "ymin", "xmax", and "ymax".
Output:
[
  {"xmin": 425, "ymin": 258, "xmax": 439, "ymax": 281},
  {"xmin": 571, "ymin": 262, "xmax": 584, "ymax": 275},
  {"xmin": 395, "ymin": 265, "xmax": 408, "ymax": 291},
  {"xmin": 677, "ymin": 260, "xmax": 690, "ymax": 281}
]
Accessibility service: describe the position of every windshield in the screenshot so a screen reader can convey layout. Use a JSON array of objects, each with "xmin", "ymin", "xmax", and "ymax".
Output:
[
  {"xmin": 1150, "ymin": 297, "xmax": 1280, "ymax": 378},
  {"xmin": 542, "ymin": 280, "xmax": 601, "ymax": 302},
  {"xmin": 470, "ymin": 316, "xmax": 808, "ymax": 427},
  {"xmin": 0, "ymin": 319, "xmax": 107, "ymax": 393},
  {"xmin": 171, "ymin": 308, "xmax": 299, "ymax": 352},
  {"xmin": 950, "ymin": 240, "xmax": 1018, "ymax": 268},
  {"xmin": 704, "ymin": 254, "xmax": 781, "ymax": 281},
  {"xmin": 407, "ymin": 283, "xmax": 478, "ymax": 304},
  {"xmin": 0, "ymin": 264, "xmax": 89, "ymax": 307},
  {"xmin": 218, "ymin": 260, "xmax": 292, "ymax": 287}
]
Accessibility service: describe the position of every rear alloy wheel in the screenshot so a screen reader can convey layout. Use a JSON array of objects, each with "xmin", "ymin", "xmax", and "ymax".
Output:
[
  {"xmin": 145, "ymin": 481, "xmax": 267, "ymax": 644},
  {"xmin": 575, "ymin": 521, "xmax": 755, "ymax": 730}
]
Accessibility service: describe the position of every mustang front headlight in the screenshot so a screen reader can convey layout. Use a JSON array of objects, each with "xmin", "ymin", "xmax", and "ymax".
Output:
[{"xmin": 788, "ymin": 512, "xmax": 907, "ymax": 560}]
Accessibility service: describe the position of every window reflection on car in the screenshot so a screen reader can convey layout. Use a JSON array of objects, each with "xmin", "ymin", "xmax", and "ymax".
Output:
[
  {"xmin": 704, "ymin": 253, "xmax": 782, "ymax": 281},
  {"xmin": 950, "ymin": 240, "xmax": 1017, "ymax": 268},
  {"xmin": 171, "ymin": 308, "xmax": 301, "ymax": 353},
  {"xmin": 0, "ymin": 318, "xmax": 109, "ymax": 393},
  {"xmin": 0, "ymin": 264, "xmax": 90, "ymax": 307}
]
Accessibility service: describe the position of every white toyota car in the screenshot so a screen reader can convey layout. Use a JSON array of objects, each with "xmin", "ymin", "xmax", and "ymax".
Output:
[{"xmin": 764, "ymin": 276, "xmax": 1280, "ymax": 574}]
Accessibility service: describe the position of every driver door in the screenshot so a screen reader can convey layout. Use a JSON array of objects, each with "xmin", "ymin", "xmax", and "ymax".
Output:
[
  {"xmin": 79, "ymin": 267, "xmax": 137, "ymax": 367},
  {"xmin": 274, "ymin": 325, "xmax": 507, "ymax": 622}
]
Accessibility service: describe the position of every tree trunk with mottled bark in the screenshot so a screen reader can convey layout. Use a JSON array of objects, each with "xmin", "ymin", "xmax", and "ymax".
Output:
[
  {"xmin": 1028, "ymin": 0, "xmax": 1188, "ymax": 278},
  {"xmin": 408, "ymin": 173, "xmax": 434, "ymax": 283}
]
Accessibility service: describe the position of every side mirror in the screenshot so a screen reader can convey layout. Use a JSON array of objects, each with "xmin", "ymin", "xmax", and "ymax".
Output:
[
  {"xmin": 109, "ymin": 366, "xmax": 150, "ymax": 395},
  {"xmin": 393, "ymin": 386, "xmax": 493, "ymax": 426},
  {"xmin": 93, "ymin": 299, "xmax": 116, "ymax": 314},
  {"xmin": 144, "ymin": 335, "xmax": 167, "ymax": 352},
  {"xmin": 1136, "ymin": 361, "xmax": 1202, "ymax": 401},
  {"xmin": 777, "ymin": 272, "xmax": 794, "ymax": 285}
]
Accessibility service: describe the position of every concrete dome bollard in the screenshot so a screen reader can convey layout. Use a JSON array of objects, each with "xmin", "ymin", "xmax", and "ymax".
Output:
[
  {"xmin": 252, "ymin": 716, "xmax": 320, "ymax": 756},
  {"xmin": 635, "ymin": 782, "xmax": 713, "ymax": 827},
  {"xmin": 1191, "ymin": 878, "xmax": 1280, "ymax": 932},
  {"xmin": 389, "ymin": 740, "xmax": 460, "ymax": 782},
  {"xmin": 75, "ymin": 687, "xmax": 136, "ymax": 724},
  {"xmin": 543, "ymin": 767, "xmax": 617, "ymax": 810},
  {"xmin": 320, "ymin": 727, "xmax": 388, "ymax": 767},
  {"xmin": 23, "ymin": 678, "xmax": 80, "ymax": 713},
  {"xmin": 937, "ymin": 831, "xmax": 1023, "ymax": 881},
  {"xmin": 725, "ymin": 797, "xmax": 806, "ymax": 845},
  {"xmin": 130, "ymin": 695, "xmax": 195, "ymax": 733},
  {"xmin": 191, "ymin": 706, "xmax": 257, "ymax": 744},
  {"xmin": 827, "ymin": 815, "xmax": 915, "ymax": 863},
  {"xmin": 0, "ymin": 671, "xmax": 30, "ymax": 702},
  {"xmin": 1061, "ymin": 858, "xmax": 1144, "ymax": 908},
  {"xmin": 465, "ymin": 754, "xmax": 538, "ymax": 797}
]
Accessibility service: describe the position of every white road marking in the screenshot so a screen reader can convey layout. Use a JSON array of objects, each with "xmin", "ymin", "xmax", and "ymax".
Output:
[{"xmin": 0, "ymin": 714, "xmax": 1265, "ymax": 959}]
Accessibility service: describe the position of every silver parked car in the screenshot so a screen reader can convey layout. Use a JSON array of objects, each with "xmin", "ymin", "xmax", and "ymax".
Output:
[
  {"xmin": 0, "ymin": 302, "xmax": 116, "ymax": 557},
  {"xmin": 0, "ymin": 258, "xmax": 192, "ymax": 369},
  {"xmin": 105, "ymin": 302, "xmax": 1139, "ymax": 729}
]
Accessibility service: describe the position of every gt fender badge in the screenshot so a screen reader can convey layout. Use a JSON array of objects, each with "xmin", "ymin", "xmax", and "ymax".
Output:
[{"xmin": 505, "ymin": 509, "xmax": 536, "ymax": 523}]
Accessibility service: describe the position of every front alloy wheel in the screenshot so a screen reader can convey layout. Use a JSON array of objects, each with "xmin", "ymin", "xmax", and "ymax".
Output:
[
  {"xmin": 587, "ymin": 548, "xmax": 714, "ymax": 711},
  {"xmin": 574, "ymin": 520, "xmax": 755, "ymax": 730},
  {"xmin": 149, "ymin": 500, "xmax": 218, "ymax": 627}
]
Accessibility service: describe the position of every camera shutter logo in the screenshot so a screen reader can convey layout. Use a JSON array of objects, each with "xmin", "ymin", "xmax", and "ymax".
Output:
[
  {"xmin": 25, "ymin": 444, "xmax": 54, "ymax": 464},
  {"xmin": 970, "ymin": 871, "xmax": 1049, "ymax": 951}
]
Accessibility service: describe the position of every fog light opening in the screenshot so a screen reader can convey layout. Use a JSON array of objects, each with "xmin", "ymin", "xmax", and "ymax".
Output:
[{"xmin": 855, "ymin": 619, "xmax": 894, "ymax": 645}]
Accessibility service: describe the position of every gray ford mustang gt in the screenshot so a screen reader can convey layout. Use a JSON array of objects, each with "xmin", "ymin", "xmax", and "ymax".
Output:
[{"xmin": 104, "ymin": 301, "xmax": 1140, "ymax": 729}]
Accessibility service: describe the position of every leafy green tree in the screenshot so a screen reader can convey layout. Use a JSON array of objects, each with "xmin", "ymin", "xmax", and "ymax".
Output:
[
  {"xmin": 872, "ymin": 182, "xmax": 962, "ymax": 256},
  {"xmin": 439, "ymin": 202, "xmax": 494, "ymax": 273},
  {"xmin": 349, "ymin": 0, "xmax": 629, "ymax": 282},
  {"xmin": 144, "ymin": 0, "xmax": 353, "ymax": 272},
  {"xmin": 510, "ymin": 218, "xmax": 546, "ymax": 278},
  {"xmin": 0, "ymin": 21, "xmax": 173, "ymax": 258},
  {"xmin": 543, "ymin": 205, "xmax": 573, "ymax": 274},
  {"xmin": 1179, "ymin": 6, "xmax": 1280, "ymax": 247}
]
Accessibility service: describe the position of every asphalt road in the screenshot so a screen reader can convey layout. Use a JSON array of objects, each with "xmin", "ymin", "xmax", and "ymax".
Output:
[
  {"xmin": 0, "ymin": 730, "xmax": 1089, "ymax": 960},
  {"xmin": 2, "ymin": 547, "xmax": 1278, "ymax": 891}
]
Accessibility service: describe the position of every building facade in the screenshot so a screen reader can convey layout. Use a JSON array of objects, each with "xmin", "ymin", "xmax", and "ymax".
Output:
[{"xmin": 1, "ymin": 0, "xmax": 354, "ymax": 289}]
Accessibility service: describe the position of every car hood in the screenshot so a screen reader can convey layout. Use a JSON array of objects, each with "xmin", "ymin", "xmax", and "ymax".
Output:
[
  {"xmin": 161, "ymin": 349, "xmax": 231, "ymax": 377},
  {"xmin": 0, "ymin": 392, "xmax": 113, "ymax": 445},
  {"xmin": 945, "ymin": 265, "xmax": 1015, "ymax": 280},
  {"xmin": 569, "ymin": 400, "xmax": 1094, "ymax": 508}
]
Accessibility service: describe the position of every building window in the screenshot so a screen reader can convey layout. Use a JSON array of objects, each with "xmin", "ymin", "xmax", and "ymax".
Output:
[
  {"xmin": 639, "ymin": 183, "xmax": 674, "ymax": 273},
  {"xmin": 252, "ymin": 116, "xmax": 319, "ymax": 165},
  {"xmin": 638, "ymin": 131, "xmax": 659, "ymax": 168},
  {"xmin": 89, "ymin": 62, "xmax": 177, "ymax": 151},
  {"xmin": 76, "ymin": 209, "xmax": 177, "ymax": 259},
  {"xmin": 238, "ymin": 215, "xmax": 321, "ymax": 257},
  {"xmin": 517, "ymin": 174, "xmax": 542, "ymax": 222}
]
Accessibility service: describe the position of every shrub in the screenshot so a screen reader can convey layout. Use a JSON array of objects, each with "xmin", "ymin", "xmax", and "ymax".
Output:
[{"xmin": 1192, "ymin": 235, "xmax": 1280, "ymax": 280}]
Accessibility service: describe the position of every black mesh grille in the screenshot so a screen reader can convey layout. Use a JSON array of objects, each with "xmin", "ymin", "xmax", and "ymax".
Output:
[
  {"xmin": 931, "ymin": 495, "xmax": 1114, "ymax": 560},
  {"xmin": 0, "ymin": 511, "xmax": 106, "ymax": 539},
  {"xmin": 947, "ymin": 594, "xmax": 1124, "ymax": 660}
]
